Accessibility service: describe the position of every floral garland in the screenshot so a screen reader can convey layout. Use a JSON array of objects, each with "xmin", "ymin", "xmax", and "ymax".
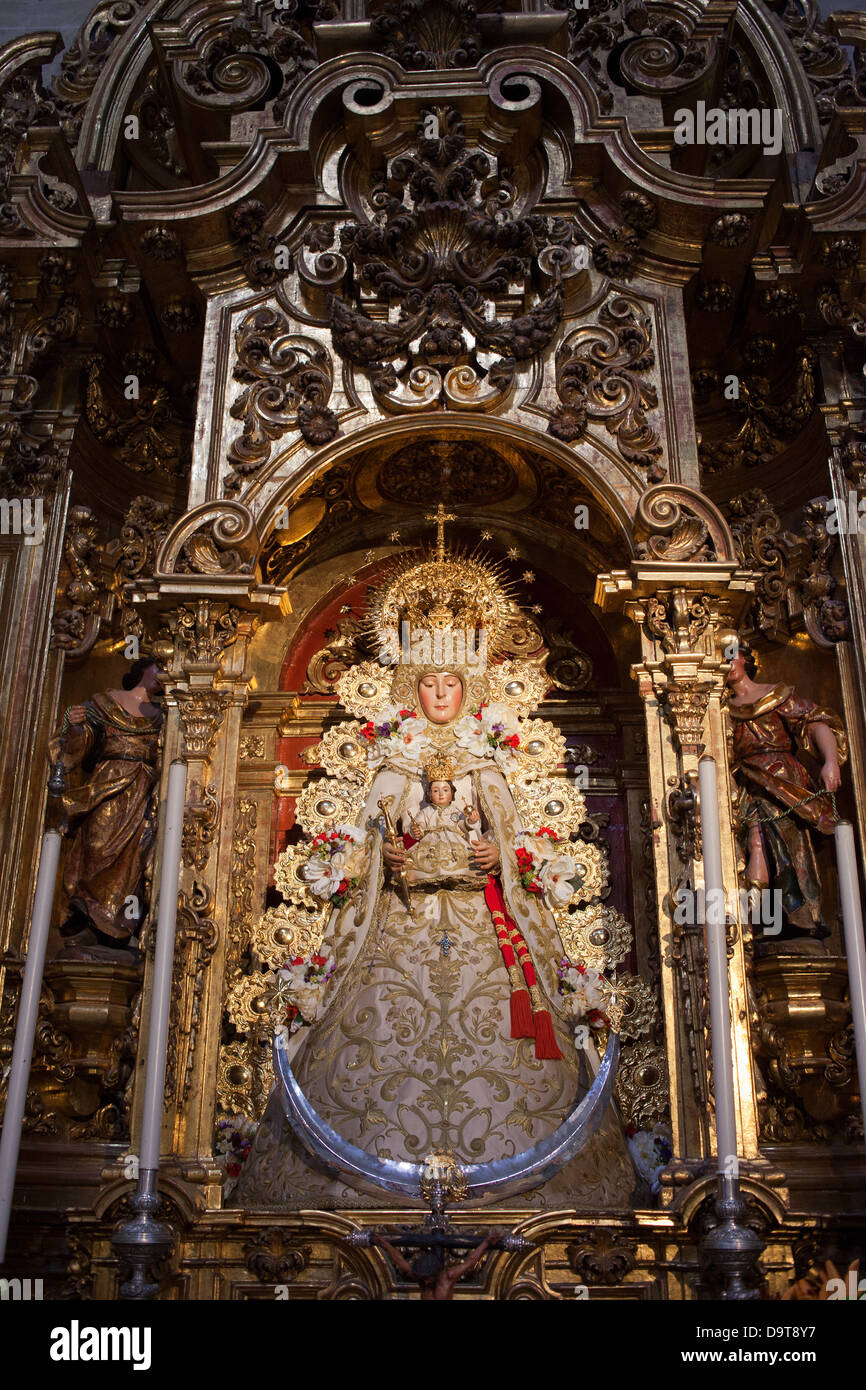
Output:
[
  {"xmin": 513, "ymin": 827, "xmax": 581, "ymax": 906},
  {"xmin": 301, "ymin": 825, "xmax": 367, "ymax": 907},
  {"xmin": 215, "ymin": 1115, "xmax": 257, "ymax": 1195},
  {"xmin": 359, "ymin": 704, "xmax": 430, "ymax": 766},
  {"xmin": 557, "ymin": 956, "xmax": 609, "ymax": 1031},
  {"xmin": 454, "ymin": 701, "xmax": 521, "ymax": 767},
  {"xmin": 276, "ymin": 949, "xmax": 336, "ymax": 1034},
  {"xmin": 626, "ymin": 1123, "xmax": 673, "ymax": 1196}
]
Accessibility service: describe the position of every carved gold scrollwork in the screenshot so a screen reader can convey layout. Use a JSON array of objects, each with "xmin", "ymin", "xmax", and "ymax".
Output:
[
  {"xmin": 550, "ymin": 296, "xmax": 663, "ymax": 479},
  {"xmin": 553, "ymin": 903, "xmax": 632, "ymax": 972},
  {"xmin": 157, "ymin": 502, "xmax": 258, "ymax": 577},
  {"xmin": 661, "ymin": 683, "xmax": 711, "ymax": 759},
  {"xmin": 635, "ymin": 484, "xmax": 735, "ymax": 563},
  {"xmin": 167, "ymin": 881, "xmax": 219, "ymax": 1107},
  {"xmin": 169, "ymin": 602, "xmax": 243, "ymax": 668},
  {"xmin": 228, "ymin": 310, "xmax": 336, "ymax": 479},
  {"xmin": 293, "ymin": 778, "xmax": 369, "ymax": 837},
  {"xmin": 614, "ymin": 1040, "xmax": 670, "ymax": 1130},
  {"xmin": 181, "ymin": 782, "xmax": 220, "ymax": 872},
  {"xmin": 645, "ymin": 590, "xmax": 712, "ymax": 655},
  {"xmin": 177, "ymin": 690, "xmax": 230, "ymax": 759}
]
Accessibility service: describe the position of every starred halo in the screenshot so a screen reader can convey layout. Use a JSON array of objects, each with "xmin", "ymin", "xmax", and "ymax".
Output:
[{"xmin": 365, "ymin": 538, "xmax": 519, "ymax": 657}]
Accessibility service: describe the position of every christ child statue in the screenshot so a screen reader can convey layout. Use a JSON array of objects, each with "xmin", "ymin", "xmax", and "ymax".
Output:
[{"xmin": 403, "ymin": 755, "xmax": 488, "ymax": 883}]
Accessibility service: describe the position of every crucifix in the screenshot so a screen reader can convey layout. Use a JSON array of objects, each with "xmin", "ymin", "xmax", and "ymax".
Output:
[
  {"xmin": 436, "ymin": 931, "xmax": 455, "ymax": 958},
  {"xmin": 426, "ymin": 502, "xmax": 456, "ymax": 560}
]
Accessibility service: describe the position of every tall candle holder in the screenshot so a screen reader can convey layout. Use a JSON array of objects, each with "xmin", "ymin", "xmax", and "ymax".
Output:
[
  {"xmin": 696, "ymin": 755, "xmax": 764, "ymax": 1299},
  {"xmin": 111, "ymin": 759, "xmax": 187, "ymax": 1300}
]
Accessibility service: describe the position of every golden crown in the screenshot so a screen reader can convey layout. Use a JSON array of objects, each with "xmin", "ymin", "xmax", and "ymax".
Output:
[
  {"xmin": 424, "ymin": 752, "xmax": 456, "ymax": 783},
  {"xmin": 366, "ymin": 504, "xmax": 516, "ymax": 665}
]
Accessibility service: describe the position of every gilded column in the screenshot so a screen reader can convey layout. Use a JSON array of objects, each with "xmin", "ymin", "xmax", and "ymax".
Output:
[
  {"xmin": 124, "ymin": 508, "xmax": 283, "ymax": 1204},
  {"xmin": 595, "ymin": 486, "xmax": 764, "ymax": 1197}
]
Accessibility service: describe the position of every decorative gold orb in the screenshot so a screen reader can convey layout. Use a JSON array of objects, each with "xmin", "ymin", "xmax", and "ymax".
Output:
[
  {"xmin": 526, "ymin": 739, "xmax": 544, "ymax": 755},
  {"xmin": 589, "ymin": 927, "xmax": 610, "ymax": 946},
  {"xmin": 227, "ymin": 1065, "xmax": 251, "ymax": 1086},
  {"xmin": 637, "ymin": 1064, "xmax": 660, "ymax": 1086},
  {"xmin": 357, "ymin": 682, "xmax": 376, "ymax": 697},
  {"xmin": 544, "ymin": 798, "xmax": 564, "ymax": 815},
  {"xmin": 339, "ymin": 741, "xmax": 358, "ymax": 757},
  {"xmin": 316, "ymin": 799, "xmax": 336, "ymax": 815},
  {"xmin": 504, "ymin": 680, "xmax": 525, "ymax": 696},
  {"xmin": 251, "ymin": 994, "xmax": 269, "ymax": 1014},
  {"xmin": 274, "ymin": 926, "xmax": 291, "ymax": 945}
]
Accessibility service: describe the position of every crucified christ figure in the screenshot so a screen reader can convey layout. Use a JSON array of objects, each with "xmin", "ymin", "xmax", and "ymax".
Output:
[{"xmin": 370, "ymin": 1232, "xmax": 501, "ymax": 1300}]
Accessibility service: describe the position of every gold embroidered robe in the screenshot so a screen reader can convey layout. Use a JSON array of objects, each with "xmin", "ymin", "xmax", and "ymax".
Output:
[{"xmin": 234, "ymin": 747, "xmax": 636, "ymax": 1211}]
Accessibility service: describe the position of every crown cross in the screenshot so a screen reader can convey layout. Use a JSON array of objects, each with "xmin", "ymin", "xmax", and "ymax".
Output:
[{"xmin": 426, "ymin": 502, "xmax": 457, "ymax": 560}]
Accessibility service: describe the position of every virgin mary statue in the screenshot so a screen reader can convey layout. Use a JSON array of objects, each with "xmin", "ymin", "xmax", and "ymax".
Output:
[{"xmin": 234, "ymin": 523, "xmax": 636, "ymax": 1210}]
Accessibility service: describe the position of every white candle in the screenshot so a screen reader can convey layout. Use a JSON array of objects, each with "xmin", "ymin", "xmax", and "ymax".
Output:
[
  {"xmin": 698, "ymin": 755, "xmax": 738, "ymax": 1174},
  {"xmin": 138, "ymin": 759, "xmax": 187, "ymax": 1173},
  {"xmin": 834, "ymin": 821, "xmax": 866, "ymax": 1151},
  {"xmin": 0, "ymin": 828, "xmax": 63, "ymax": 1262}
]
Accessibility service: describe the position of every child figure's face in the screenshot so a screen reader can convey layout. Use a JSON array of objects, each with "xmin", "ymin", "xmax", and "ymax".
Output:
[{"xmin": 429, "ymin": 781, "xmax": 453, "ymax": 807}]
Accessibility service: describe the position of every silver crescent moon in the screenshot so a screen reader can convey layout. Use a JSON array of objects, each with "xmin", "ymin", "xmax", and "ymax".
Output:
[{"xmin": 274, "ymin": 1030, "xmax": 620, "ymax": 1204}]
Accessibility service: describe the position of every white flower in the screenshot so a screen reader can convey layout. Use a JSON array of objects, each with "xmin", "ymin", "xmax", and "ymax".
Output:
[
  {"xmin": 302, "ymin": 855, "xmax": 345, "ymax": 899},
  {"xmin": 293, "ymin": 983, "xmax": 323, "ymax": 1022},
  {"xmin": 626, "ymin": 1126, "xmax": 672, "ymax": 1194},
  {"xmin": 560, "ymin": 965, "xmax": 606, "ymax": 1016},
  {"xmin": 515, "ymin": 830, "xmax": 560, "ymax": 863},
  {"xmin": 277, "ymin": 961, "xmax": 307, "ymax": 986},
  {"xmin": 364, "ymin": 708, "xmax": 430, "ymax": 766},
  {"xmin": 396, "ymin": 717, "xmax": 430, "ymax": 762},
  {"xmin": 332, "ymin": 825, "xmax": 367, "ymax": 874},
  {"xmin": 481, "ymin": 702, "xmax": 519, "ymax": 736},
  {"xmin": 335, "ymin": 823, "xmax": 365, "ymax": 844},
  {"xmin": 539, "ymin": 853, "xmax": 578, "ymax": 905},
  {"xmin": 454, "ymin": 713, "xmax": 489, "ymax": 757}
]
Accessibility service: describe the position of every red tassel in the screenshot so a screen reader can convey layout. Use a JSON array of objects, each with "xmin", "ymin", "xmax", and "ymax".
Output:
[
  {"xmin": 510, "ymin": 989, "xmax": 535, "ymax": 1039},
  {"xmin": 532, "ymin": 1009, "xmax": 563, "ymax": 1060}
]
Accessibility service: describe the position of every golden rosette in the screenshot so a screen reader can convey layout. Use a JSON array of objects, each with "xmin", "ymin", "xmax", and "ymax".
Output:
[
  {"xmin": 251, "ymin": 902, "xmax": 328, "ymax": 970},
  {"xmin": 554, "ymin": 903, "xmax": 633, "ymax": 971},
  {"xmin": 294, "ymin": 777, "xmax": 369, "ymax": 836},
  {"xmin": 335, "ymin": 661, "xmax": 397, "ymax": 719}
]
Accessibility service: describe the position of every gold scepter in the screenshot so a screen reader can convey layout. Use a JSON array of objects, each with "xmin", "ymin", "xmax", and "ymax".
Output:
[{"xmin": 378, "ymin": 796, "xmax": 414, "ymax": 918}]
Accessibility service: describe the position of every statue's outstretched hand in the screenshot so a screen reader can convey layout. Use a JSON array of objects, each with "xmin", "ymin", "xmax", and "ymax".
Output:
[
  {"xmin": 66, "ymin": 705, "xmax": 88, "ymax": 726},
  {"xmin": 472, "ymin": 839, "xmax": 500, "ymax": 872}
]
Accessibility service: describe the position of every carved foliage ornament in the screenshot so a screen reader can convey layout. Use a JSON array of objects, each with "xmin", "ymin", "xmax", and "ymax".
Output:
[
  {"xmin": 177, "ymin": 691, "xmax": 230, "ymax": 759},
  {"xmin": 166, "ymin": 880, "xmax": 219, "ymax": 1107},
  {"xmin": 645, "ymin": 590, "xmax": 713, "ymax": 656},
  {"xmin": 169, "ymin": 602, "xmax": 243, "ymax": 668},
  {"xmin": 51, "ymin": 493, "xmax": 172, "ymax": 658},
  {"xmin": 371, "ymin": 0, "xmax": 482, "ymax": 70},
  {"xmin": 726, "ymin": 489, "xmax": 849, "ymax": 647},
  {"xmin": 321, "ymin": 106, "xmax": 582, "ymax": 406},
  {"xmin": 83, "ymin": 354, "xmax": 191, "ymax": 478},
  {"xmin": 696, "ymin": 345, "xmax": 816, "ymax": 476},
  {"xmin": 228, "ymin": 310, "xmax": 337, "ymax": 482},
  {"xmin": 550, "ymin": 296, "xmax": 663, "ymax": 480}
]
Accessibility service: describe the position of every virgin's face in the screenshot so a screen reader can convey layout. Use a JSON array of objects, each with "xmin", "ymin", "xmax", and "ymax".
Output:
[{"xmin": 418, "ymin": 672, "xmax": 463, "ymax": 724}]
